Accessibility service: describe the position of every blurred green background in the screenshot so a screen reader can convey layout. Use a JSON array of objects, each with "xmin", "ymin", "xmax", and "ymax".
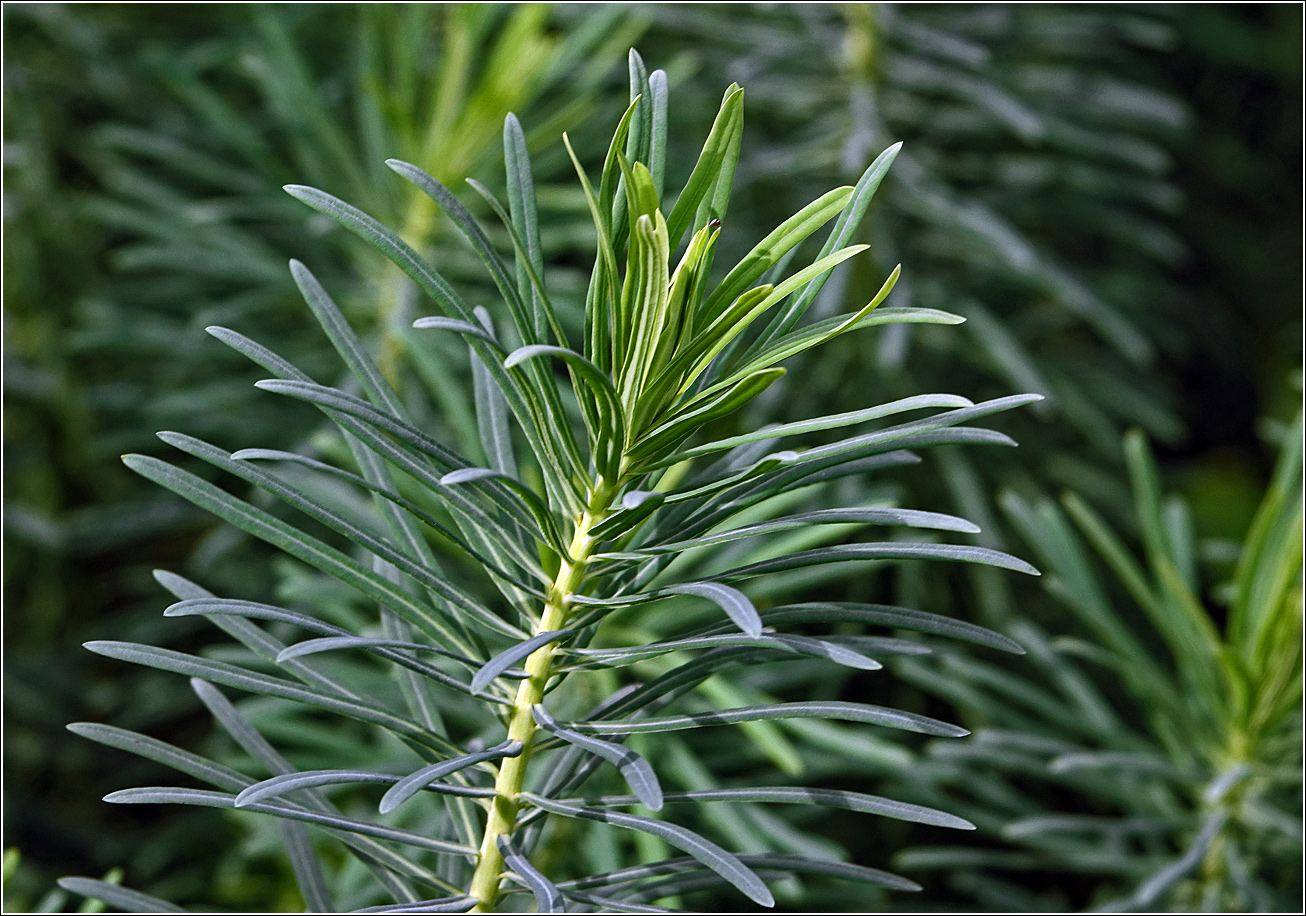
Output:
[{"xmin": 3, "ymin": 3, "xmax": 1301, "ymax": 912}]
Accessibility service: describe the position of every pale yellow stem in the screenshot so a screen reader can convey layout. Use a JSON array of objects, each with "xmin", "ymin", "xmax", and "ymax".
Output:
[{"xmin": 467, "ymin": 480, "xmax": 614, "ymax": 912}]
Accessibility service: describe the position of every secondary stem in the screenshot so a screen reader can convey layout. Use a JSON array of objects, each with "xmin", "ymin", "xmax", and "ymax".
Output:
[{"xmin": 467, "ymin": 478, "xmax": 615, "ymax": 911}]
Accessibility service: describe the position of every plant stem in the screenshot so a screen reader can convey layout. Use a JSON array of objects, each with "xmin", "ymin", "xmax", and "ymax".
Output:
[{"xmin": 467, "ymin": 478, "xmax": 615, "ymax": 912}]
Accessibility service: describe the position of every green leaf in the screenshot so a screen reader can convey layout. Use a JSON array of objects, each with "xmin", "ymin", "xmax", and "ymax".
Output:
[
  {"xmin": 469, "ymin": 309, "xmax": 520, "ymax": 479},
  {"xmin": 498, "ymin": 836, "xmax": 564, "ymax": 913},
  {"xmin": 559, "ymin": 632, "xmax": 882, "ymax": 671},
  {"xmin": 236, "ymin": 770, "xmax": 403, "ymax": 808},
  {"xmin": 590, "ymin": 490, "xmax": 665, "ymax": 541},
  {"xmin": 379, "ymin": 741, "xmax": 524, "ymax": 814},
  {"xmin": 288, "ymin": 259, "xmax": 402, "ymax": 415},
  {"xmin": 661, "ymin": 582, "xmax": 763, "ymax": 637},
  {"xmin": 602, "ymin": 506, "xmax": 980, "ymax": 559},
  {"xmin": 718, "ymin": 542, "xmax": 1040, "ymax": 579},
  {"xmin": 66, "ymin": 723, "xmax": 248, "ymax": 794},
  {"xmin": 732, "ymin": 603, "xmax": 1025, "ymax": 655},
  {"xmin": 123, "ymin": 454, "xmax": 497, "ymax": 647},
  {"xmin": 164, "ymin": 598, "xmax": 496, "ymax": 702},
  {"xmin": 504, "ymin": 344, "xmax": 625, "ymax": 479},
  {"xmin": 722, "ymin": 297, "xmax": 953, "ymax": 391},
  {"xmin": 352, "ymin": 896, "xmax": 477, "ymax": 914},
  {"xmin": 647, "ymin": 70, "xmax": 669, "ymax": 198},
  {"xmin": 757, "ymin": 142, "xmax": 903, "ymax": 344},
  {"xmin": 56, "ymin": 879, "xmax": 185, "ymax": 914},
  {"xmin": 84, "ymin": 641, "xmax": 451, "ymax": 754},
  {"xmin": 532, "ymin": 705, "xmax": 663, "ymax": 811},
  {"xmin": 573, "ymin": 701, "xmax": 967, "ymax": 738},
  {"xmin": 558, "ymin": 853, "xmax": 920, "ymax": 893},
  {"xmin": 570, "ymin": 787, "xmax": 973, "ymax": 830},
  {"xmin": 412, "ymin": 316, "xmax": 503, "ymax": 347},
  {"xmin": 520, "ymin": 794, "xmax": 773, "ymax": 907},
  {"xmin": 503, "ymin": 114, "xmax": 548, "ymax": 339},
  {"xmin": 281, "ymin": 817, "xmax": 335, "ymax": 913},
  {"xmin": 276, "ymin": 636, "xmax": 481, "ymax": 669},
  {"xmin": 471, "ymin": 631, "xmax": 572, "ymax": 695},
  {"xmin": 789, "ymin": 394, "xmax": 1043, "ymax": 467},
  {"xmin": 655, "ymin": 392, "xmax": 971, "ymax": 466},
  {"xmin": 104, "ymin": 788, "xmax": 474, "ymax": 857},
  {"xmin": 665, "ymin": 86, "xmax": 745, "ymax": 247}
]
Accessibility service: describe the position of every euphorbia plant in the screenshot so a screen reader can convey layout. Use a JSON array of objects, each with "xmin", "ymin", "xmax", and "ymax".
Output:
[{"xmin": 63, "ymin": 53, "xmax": 1041, "ymax": 913}]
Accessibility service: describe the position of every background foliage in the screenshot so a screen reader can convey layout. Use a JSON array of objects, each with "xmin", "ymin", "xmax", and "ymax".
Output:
[{"xmin": 3, "ymin": 3, "xmax": 1301, "ymax": 912}]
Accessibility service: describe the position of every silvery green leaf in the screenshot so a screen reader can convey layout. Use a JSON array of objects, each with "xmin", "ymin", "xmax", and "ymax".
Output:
[
  {"xmin": 661, "ymin": 582, "xmax": 763, "ymax": 637},
  {"xmin": 573, "ymin": 700, "xmax": 967, "ymax": 738},
  {"xmin": 532, "ymin": 705, "xmax": 663, "ymax": 811},
  {"xmin": 104, "ymin": 788, "xmax": 474, "ymax": 856},
  {"xmin": 471, "ymin": 631, "xmax": 572, "ymax": 695},
  {"xmin": 56, "ymin": 878, "xmax": 186, "ymax": 914},
  {"xmin": 497, "ymin": 836, "xmax": 565, "ymax": 913},
  {"xmin": 521, "ymin": 794, "xmax": 773, "ymax": 907},
  {"xmin": 567, "ymin": 787, "xmax": 973, "ymax": 830},
  {"xmin": 380, "ymin": 741, "xmax": 523, "ymax": 814}
]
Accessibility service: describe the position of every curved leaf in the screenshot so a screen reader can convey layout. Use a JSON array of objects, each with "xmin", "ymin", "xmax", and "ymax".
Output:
[
  {"xmin": 659, "ymin": 393, "xmax": 973, "ymax": 466},
  {"xmin": 718, "ymin": 542, "xmax": 1040, "ymax": 579},
  {"xmin": 578, "ymin": 787, "xmax": 972, "ymax": 830},
  {"xmin": 84, "ymin": 641, "xmax": 449, "ymax": 753},
  {"xmin": 163, "ymin": 598, "xmax": 497, "ymax": 701},
  {"xmin": 104, "ymin": 787, "xmax": 473, "ymax": 856},
  {"xmin": 497, "ymin": 836, "xmax": 564, "ymax": 913},
  {"xmin": 520, "ymin": 793, "xmax": 772, "ymax": 907},
  {"xmin": 380, "ymin": 741, "xmax": 524, "ymax": 814},
  {"xmin": 532, "ymin": 705, "xmax": 663, "ymax": 811},
  {"xmin": 573, "ymin": 701, "xmax": 968, "ymax": 738},
  {"xmin": 412, "ymin": 316, "xmax": 503, "ymax": 347},
  {"xmin": 351, "ymin": 896, "xmax": 476, "ymax": 914},
  {"xmin": 661, "ymin": 582, "xmax": 763, "ymax": 637},
  {"xmin": 471, "ymin": 631, "xmax": 572, "ymax": 695},
  {"xmin": 590, "ymin": 490, "xmax": 665, "ymax": 541},
  {"xmin": 558, "ymin": 852, "xmax": 920, "ymax": 893},
  {"xmin": 57, "ymin": 878, "xmax": 186, "ymax": 914}
]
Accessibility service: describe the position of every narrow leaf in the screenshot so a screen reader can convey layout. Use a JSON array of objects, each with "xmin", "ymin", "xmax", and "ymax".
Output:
[
  {"xmin": 472, "ymin": 631, "xmax": 572, "ymax": 695},
  {"xmin": 533, "ymin": 705, "xmax": 663, "ymax": 811},
  {"xmin": 572, "ymin": 701, "xmax": 967, "ymax": 738},
  {"xmin": 498, "ymin": 836, "xmax": 565, "ymax": 913},
  {"xmin": 574, "ymin": 787, "xmax": 973, "ymax": 830},
  {"xmin": 56, "ymin": 878, "xmax": 185, "ymax": 914},
  {"xmin": 104, "ymin": 787, "xmax": 474, "ymax": 856},
  {"xmin": 661, "ymin": 582, "xmax": 763, "ymax": 637},
  {"xmin": 718, "ymin": 542, "xmax": 1040, "ymax": 579},
  {"xmin": 380, "ymin": 741, "xmax": 523, "ymax": 814},
  {"xmin": 521, "ymin": 793, "xmax": 773, "ymax": 907}
]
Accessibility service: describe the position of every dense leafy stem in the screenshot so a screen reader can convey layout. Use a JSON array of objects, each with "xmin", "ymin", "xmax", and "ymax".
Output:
[{"xmin": 67, "ymin": 51, "xmax": 1041, "ymax": 913}]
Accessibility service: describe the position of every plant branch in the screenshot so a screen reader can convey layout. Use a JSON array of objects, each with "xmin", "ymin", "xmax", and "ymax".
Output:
[{"xmin": 468, "ymin": 477, "xmax": 617, "ymax": 911}]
